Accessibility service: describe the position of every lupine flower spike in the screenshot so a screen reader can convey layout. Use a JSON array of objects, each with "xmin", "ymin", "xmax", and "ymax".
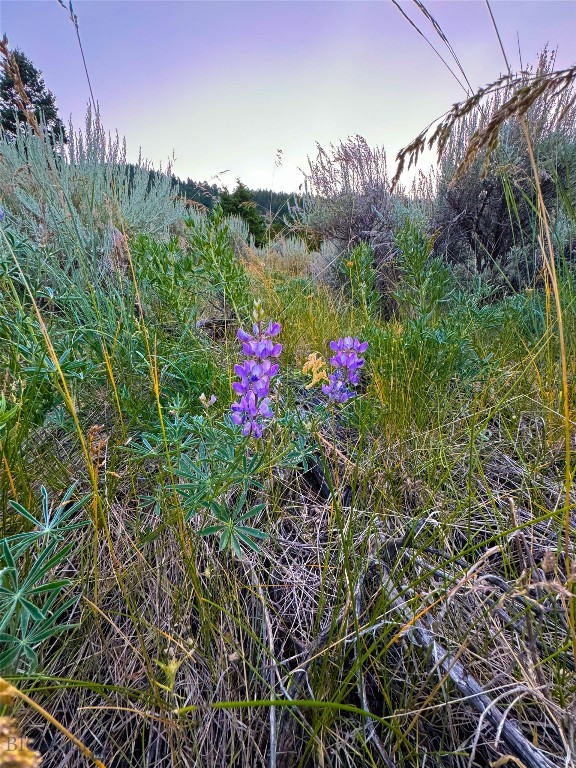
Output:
[
  {"xmin": 322, "ymin": 336, "xmax": 368, "ymax": 403},
  {"xmin": 231, "ymin": 301, "xmax": 281, "ymax": 438}
]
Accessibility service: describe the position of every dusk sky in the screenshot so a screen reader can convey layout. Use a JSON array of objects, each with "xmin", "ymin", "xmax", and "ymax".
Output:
[{"xmin": 0, "ymin": 1, "xmax": 574, "ymax": 192}]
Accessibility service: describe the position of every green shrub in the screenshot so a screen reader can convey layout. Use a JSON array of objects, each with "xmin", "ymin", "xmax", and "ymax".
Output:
[
  {"xmin": 185, "ymin": 205, "xmax": 252, "ymax": 323},
  {"xmin": 339, "ymin": 240, "xmax": 379, "ymax": 322},
  {"xmin": 219, "ymin": 181, "xmax": 267, "ymax": 247},
  {"xmin": 393, "ymin": 217, "xmax": 454, "ymax": 322}
]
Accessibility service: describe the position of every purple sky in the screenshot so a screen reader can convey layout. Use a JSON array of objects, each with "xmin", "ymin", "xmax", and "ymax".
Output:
[{"xmin": 0, "ymin": 1, "xmax": 574, "ymax": 192}]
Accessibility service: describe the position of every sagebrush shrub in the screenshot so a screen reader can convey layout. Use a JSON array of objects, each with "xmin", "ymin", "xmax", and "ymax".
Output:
[
  {"xmin": 296, "ymin": 135, "xmax": 396, "ymax": 262},
  {"xmin": 0, "ymin": 105, "xmax": 183, "ymax": 274},
  {"xmin": 432, "ymin": 50, "xmax": 576, "ymax": 292}
]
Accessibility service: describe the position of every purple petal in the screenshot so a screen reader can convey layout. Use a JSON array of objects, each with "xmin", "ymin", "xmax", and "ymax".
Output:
[
  {"xmin": 252, "ymin": 379, "xmax": 270, "ymax": 397},
  {"xmin": 258, "ymin": 398, "xmax": 273, "ymax": 418},
  {"xmin": 251, "ymin": 363, "xmax": 265, "ymax": 379},
  {"xmin": 330, "ymin": 351, "xmax": 352, "ymax": 368},
  {"xmin": 242, "ymin": 341, "xmax": 258, "ymax": 357},
  {"xmin": 266, "ymin": 321, "xmax": 281, "ymax": 337},
  {"xmin": 246, "ymin": 393, "xmax": 260, "ymax": 416},
  {"xmin": 232, "ymin": 381, "xmax": 248, "ymax": 395},
  {"xmin": 234, "ymin": 363, "xmax": 249, "ymax": 378},
  {"xmin": 253, "ymin": 340, "xmax": 270, "ymax": 358},
  {"xmin": 237, "ymin": 328, "xmax": 253, "ymax": 342}
]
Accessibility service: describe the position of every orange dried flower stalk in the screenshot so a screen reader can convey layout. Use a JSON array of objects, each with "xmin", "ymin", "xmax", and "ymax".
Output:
[{"xmin": 302, "ymin": 352, "xmax": 329, "ymax": 389}]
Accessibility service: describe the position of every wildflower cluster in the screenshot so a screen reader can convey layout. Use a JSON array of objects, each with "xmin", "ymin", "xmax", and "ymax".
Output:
[
  {"xmin": 231, "ymin": 310, "xmax": 281, "ymax": 438},
  {"xmin": 322, "ymin": 336, "xmax": 368, "ymax": 403}
]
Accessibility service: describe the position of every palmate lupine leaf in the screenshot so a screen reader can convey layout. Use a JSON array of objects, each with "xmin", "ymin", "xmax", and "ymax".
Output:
[
  {"xmin": 0, "ymin": 536, "xmax": 77, "ymax": 672},
  {"xmin": 7, "ymin": 483, "xmax": 90, "ymax": 554},
  {"xmin": 0, "ymin": 540, "xmax": 73, "ymax": 631},
  {"xmin": 0, "ymin": 595, "xmax": 78, "ymax": 671},
  {"xmin": 198, "ymin": 499, "xmax": 268, "ymax": 556}
]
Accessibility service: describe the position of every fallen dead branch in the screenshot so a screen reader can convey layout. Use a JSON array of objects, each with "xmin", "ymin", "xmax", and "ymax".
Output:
[{"xmin": 275, "ymin": 537, "xmax": 561, "ymax": 768}]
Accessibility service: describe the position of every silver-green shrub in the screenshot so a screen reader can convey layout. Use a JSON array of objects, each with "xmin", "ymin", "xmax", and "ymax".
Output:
[
  {"xmin": 0, "ymin": 105, "xmax": 184, "ymax": 273},
  {"xmin": 295, "ymin": 135, "xmax": 396, "ymax": 261}
]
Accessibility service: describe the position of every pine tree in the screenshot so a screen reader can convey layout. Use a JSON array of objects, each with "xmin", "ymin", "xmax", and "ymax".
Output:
[
  {"xmin": 0, "ymin": 49, "xmax": 67, "ymax": 142},
  {"xmin": 220, "ymin": 180, "xmax": 267, "ymax": 246}
]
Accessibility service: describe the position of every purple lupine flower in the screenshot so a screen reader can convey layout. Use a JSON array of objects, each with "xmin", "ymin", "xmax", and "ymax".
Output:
[
  {"xmin": 322, "ymin": 371, "xmax": 353, "ymax": 403},
  {"xmin": 231, "ymin": 318, "xmax": 281, "ymax": 438},
  {"xmin": 231, "ymin": 392, "xmax": 274, "ymax": 437},
  {"xmin": 329, "ymin": 337, "xmax": 369, "ymax": 354},
  {"xmin": 241, "ymin": 338, "xmax": 282, "ymax": 359},
  {"xmin": 0, "ymin": 207, "xmax": 4, "ymax": 223},
  {"xmin": 322, "ymin": 336, "xmax": 368, "ymax": 404},
  {"xmin": 233, "ymin": 359, "xmax": 279, "ymax": 397}
]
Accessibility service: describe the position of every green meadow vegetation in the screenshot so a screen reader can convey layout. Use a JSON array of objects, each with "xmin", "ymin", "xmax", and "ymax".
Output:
[{"xmin": 0, "ymin": 30, "xmax": 575, "ymax": 768}]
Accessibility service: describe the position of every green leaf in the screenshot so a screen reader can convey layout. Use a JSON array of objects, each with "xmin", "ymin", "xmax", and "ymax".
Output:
[
  {"xmin": 28, "ymin": 579, "xmax": 71, "ymax": 595},
  {"xmin": 32, "ymin": 622, "xmax": 76, "ymax": 643},
  {"xmin": 229, "ymin": 533, "xmax": 242, "ymax": 558},
  {"xmin": 237, "ymin": 504, "xmax": 265, "ymax": 522},
  {"xmin": 198, "ymin": 525, "xmax": 225, "ymax": 537},
  {"xmin": 7, "ymin": 499, "xmax": 39, "ymax": 527},
  {"xmin": 1, "ymin": 541, "xmax": 15, "ymax": 569},
  {"xmin": 0, "ymin": 604, "xmax": 16, "ymax": 632},
  {"xmin": 0, "ymin": 646, "xmax": 20, "ymax": 669},
  {"xmin": 236, "ymin": 526, "xmax": 268, "ymax": 539},
  {"xmin": 26, "ymin": 542, "xmax": 73, "ymax": 585},
  {"xmin": 219, "ymin": 528, "xmax": 231, "ymax": 551},
  {"xmin": 235, "ymin": 531, "xmax": 261, "ymax": 552},
  {"xmin": 18, "ymin": 598, "xmax": 45, "ymax": 622}
]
